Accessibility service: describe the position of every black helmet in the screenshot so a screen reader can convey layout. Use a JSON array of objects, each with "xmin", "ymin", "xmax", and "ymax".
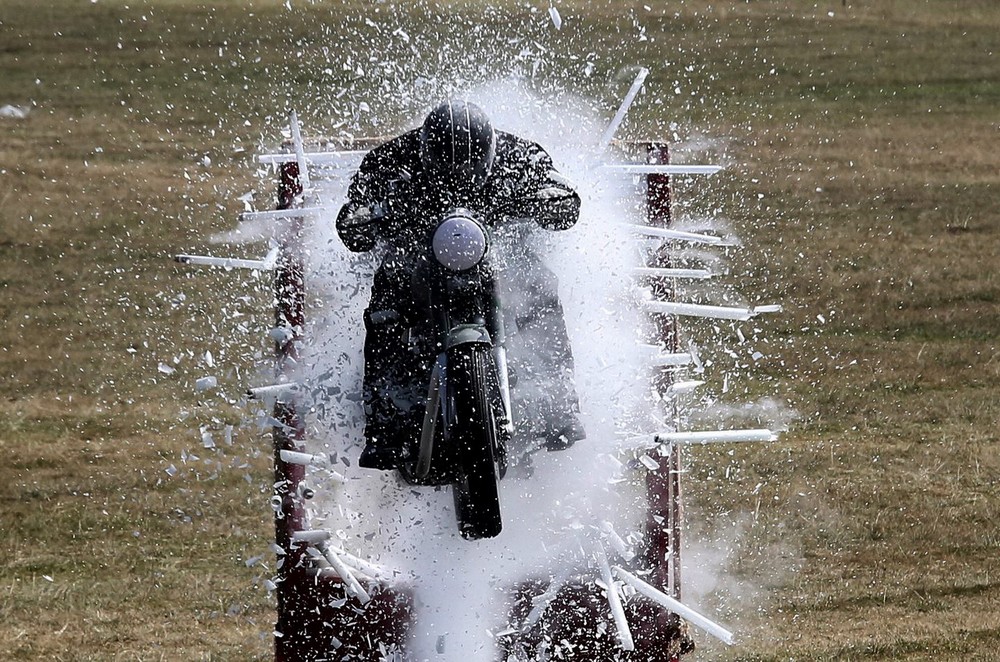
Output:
[{"xmin": 419, "ymin": 100, "xmax": 496, "ymax": 189}]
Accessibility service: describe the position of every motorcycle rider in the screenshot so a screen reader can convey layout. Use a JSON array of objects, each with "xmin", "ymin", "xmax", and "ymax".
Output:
[{"xmin": 336, "ymin": 99, "xmax": 585, "ymax": 470}]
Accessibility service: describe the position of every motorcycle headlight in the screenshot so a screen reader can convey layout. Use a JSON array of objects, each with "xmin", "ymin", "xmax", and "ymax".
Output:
[{"xmin": 432, "ymin": 211, "xmax": 488, "ymax": 272}]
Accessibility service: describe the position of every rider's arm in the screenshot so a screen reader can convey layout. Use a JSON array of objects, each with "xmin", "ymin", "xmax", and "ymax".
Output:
[
  {"xmin": 493, "ymin": 140, "xmax": 581, "ymax": 231},
  {"xmin": 335, "ymin": 133, "xmax": 419, "ymax": 252},
  {"xmin": 336, "ymin": 161, "xmax": 387, "ymax": 252}
]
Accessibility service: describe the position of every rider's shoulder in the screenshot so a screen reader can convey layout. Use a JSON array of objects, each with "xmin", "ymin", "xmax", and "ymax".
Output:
[
  {"xmin": 361, "ymin": 130, "xmax": 422, "ymax": 170},
  {"xmin": 494, "ymin": 131, "xmax": 550, "ymax": 164}
]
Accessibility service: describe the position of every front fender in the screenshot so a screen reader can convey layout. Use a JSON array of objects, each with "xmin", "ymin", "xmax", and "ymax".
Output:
[{"xmin": 445, "ymin": 324, "xmax": 493, "ymax": 350}]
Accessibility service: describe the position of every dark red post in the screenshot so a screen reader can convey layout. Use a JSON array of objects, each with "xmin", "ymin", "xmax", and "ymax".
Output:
[
  {"xmin": 270, "ymin": 156, "xmax": 413, "ymax": 662},
  {"xmin": 642, "ymin": 143, "xmax": 693, "ymax": 659},
  {"xmin": 273, "ymin": 162, "xmax": 306, "ymax": 548},
  {"xmin": 271, "ymin": 160, "xmax": 312, "ymax": 660}
]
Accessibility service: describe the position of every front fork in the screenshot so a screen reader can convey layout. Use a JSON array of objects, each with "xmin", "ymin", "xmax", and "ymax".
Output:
[
  {"xmin": 416, "ymin": 353, "xmax": 447, "ymax": 481},
  {"xmin": 492, "ymin": 344, "xmax": 514, "ymax": 438},
  {"xmin": 416, "ymin": 334, "xmax": 511, "ymax": 482},
  {"xmin": 414, "ymin": 255, "xmax": 511, "ymax": 478}
]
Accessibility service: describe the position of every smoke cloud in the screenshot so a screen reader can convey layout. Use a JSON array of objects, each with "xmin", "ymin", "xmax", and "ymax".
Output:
[{"xmin": 291, "ymin": 80, "xmax": 661, "ymax": 660}]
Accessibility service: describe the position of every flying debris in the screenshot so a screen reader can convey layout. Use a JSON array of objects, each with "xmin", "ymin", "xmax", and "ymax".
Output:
[
  {"xmin": 195, "ymin": 376, "xmax": 218, "ymax": 391},
  {"xmin": 0, "ymin": 104, "xmax": 29, "ymax": 119},
  {"xmin": 549, "ymin": 5, "xmax": 563, "ymax": 30},
  {"xmin": 175, "ymin": 69, "xmax": 784, "ymax": 658}
]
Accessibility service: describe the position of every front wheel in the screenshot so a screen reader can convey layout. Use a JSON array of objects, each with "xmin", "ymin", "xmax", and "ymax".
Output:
[{"xmin": 448, "ymin": 344, "xmax": 504, "ymax": 540}]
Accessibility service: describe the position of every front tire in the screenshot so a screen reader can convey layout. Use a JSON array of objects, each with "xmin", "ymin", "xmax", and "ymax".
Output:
[{"xmin": 448, "ymin": 344, "xmax": 503, "ymax": 540}]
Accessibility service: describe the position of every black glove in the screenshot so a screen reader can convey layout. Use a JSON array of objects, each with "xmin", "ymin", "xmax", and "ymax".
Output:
[{"xmin": 370, "ymin": 198, "xmax": 402, "ymax": 238}]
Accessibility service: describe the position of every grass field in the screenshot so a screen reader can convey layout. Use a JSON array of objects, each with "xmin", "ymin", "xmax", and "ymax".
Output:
[{"xmin": 1, "ymin": 0, "xmax": 998, "ymax": 659}]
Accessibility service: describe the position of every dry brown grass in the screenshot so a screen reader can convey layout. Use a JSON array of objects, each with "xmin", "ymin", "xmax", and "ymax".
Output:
[{"xmin": 1, "ymin": 0, "xmax": 998, "ymax": 659}]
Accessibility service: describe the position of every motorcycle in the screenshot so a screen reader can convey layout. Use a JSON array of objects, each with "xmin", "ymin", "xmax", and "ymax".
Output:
[{"xmin": 391, "ymin": 208, "xmax": 513, "ymax": 540}]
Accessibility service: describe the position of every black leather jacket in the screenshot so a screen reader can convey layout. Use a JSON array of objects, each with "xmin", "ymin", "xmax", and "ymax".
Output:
[{"xmin": 336, "ymin": 129, "xmax": 580, "ymax": 252}]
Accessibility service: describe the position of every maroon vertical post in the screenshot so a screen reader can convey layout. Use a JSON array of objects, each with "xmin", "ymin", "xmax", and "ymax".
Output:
[
  {"xmin": 643, "ymin": 142, "xmax": 681, "ymax": 595},
  {"xmin": 642, "ymin": 142, "xmax": 692, "ymax": 659},
  {"xmin": 273, "ymin": 163, "xmax": 306, "ymax": 546},
  {"xmin": 270, "ymin": 155, "xmax": 413, "ymax": 662},
  {"xmin": 271, "ymin": 161, "xmax": 311, "ymax": 661}
]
